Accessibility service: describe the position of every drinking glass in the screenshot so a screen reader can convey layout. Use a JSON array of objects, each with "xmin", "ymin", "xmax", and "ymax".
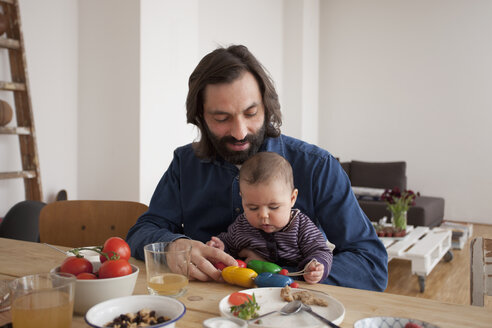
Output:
[
  {"xmin": 144, "ymin": 242, "xmax": 191, "ymax": 297},
  {"xmin": 0, "ymin": 280, "xmax": 10, "ymax": 312},
  {"xmin": 9, "ymin": 272, "xmax": 76, "ymax": 328}
]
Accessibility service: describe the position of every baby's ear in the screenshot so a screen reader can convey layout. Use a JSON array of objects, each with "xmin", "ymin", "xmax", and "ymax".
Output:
[{"xmin": 291, "ymin": 188, "xmax": 299, "ymax": 206}]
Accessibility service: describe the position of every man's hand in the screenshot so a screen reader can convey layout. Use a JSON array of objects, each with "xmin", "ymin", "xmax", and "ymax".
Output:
[
  {"xmin": 169, "ymin": 238, "xmax": 237, "ymax": 281},
  {"xmin": 238, "ymin": 248, "xmax": 267, "ymax": 263},
  {"xmin": 303, "ymin": 259, "xmax": 324, "ymax": 284},
  {"xmin": 206, "ymin": 236, "xmax": 225, "ymax": 250}
]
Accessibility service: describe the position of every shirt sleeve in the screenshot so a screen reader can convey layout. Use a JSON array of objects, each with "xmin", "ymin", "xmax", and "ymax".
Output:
[
  {"xmin": 314, "ymin": 156, "xmax": 388, "ymax": 291},
  {"xmin": 126, "ymin": 150, "xmax": 189, "ymax": 260},
  {"xmin": 292, "ymin": 212, "xmax": 332, "ymax": 282}
]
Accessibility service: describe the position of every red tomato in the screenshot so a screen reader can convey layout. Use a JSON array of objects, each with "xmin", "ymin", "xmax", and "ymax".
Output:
[
  {"xmin": 279, "ymin": 269, "xmax": 289, "ymax": 275},
  {"xmin": 60, "ymin": 256, "xmax": 93, "ymax": 276},
  {"xmin": 100, "ymin": 237, "xmax": 131, "ymax": 263},
  {"xmin": 76, "ymin": 272, "xmax": 97, "ymax": 280},
  {"xmin": 236, "ymin": 259, "xmax": 247, "ymax": 268},
  {"xmin": 98, "ymin": 259, "xmax": 132, "ymax": 279},
  {"xmin": 214, "ymin": 262, "xmax": 227, "ymax": 270},
  {"xmin": 228, "ymin": 292, "xmax": 253, "ymax": 306},
  {"xmin": 290, "ymin": 282, "xmax": 299, "ymax": 288}
]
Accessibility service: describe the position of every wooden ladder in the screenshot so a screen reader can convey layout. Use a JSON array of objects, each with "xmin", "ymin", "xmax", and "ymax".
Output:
[{"xmin": 0, "ymin": 0, "xmax": 42, "ymax": 201}]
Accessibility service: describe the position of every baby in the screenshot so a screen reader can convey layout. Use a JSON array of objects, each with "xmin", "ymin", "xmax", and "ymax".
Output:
[{"xmin": 207, "ymin": 152, "xmax": 333, "ymax": 284}]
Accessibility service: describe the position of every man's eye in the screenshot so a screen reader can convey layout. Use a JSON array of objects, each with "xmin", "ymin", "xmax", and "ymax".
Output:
[
  {"xmin": 245, "ymin": 110, "xmax": 257, "ymax": 117},
  {"xmin": 248, "ymin": 207, "xmax": 258, "ymax": 211},
  {"xmin": 214, "ymin": 116, "xmax": 228, "ymax": 122},
  {"xmin": 269, "ymin": 206, "xmax": 279, "ymax": 210}
]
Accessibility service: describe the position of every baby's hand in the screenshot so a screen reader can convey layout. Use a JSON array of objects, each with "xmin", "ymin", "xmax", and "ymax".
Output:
[
  {"xmin": 238, "ymin": 248, "xmax": 267, "ymax": 263},
  {"xmin": 303, "ymin": 259, "xmax": 324, "ymax": 284},
  {"xmin": 206, "ymin": 236, "xmax": 225, "ymax": 251}
]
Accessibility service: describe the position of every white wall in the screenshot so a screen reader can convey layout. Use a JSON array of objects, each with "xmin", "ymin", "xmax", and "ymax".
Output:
[
  {"xmin": 0, "ymin": 0, "xmax": 78, "ymax": 215},
  {"xmin": 319, "ymin": 0, "xmax": 492, "ymax": 224},
  {"xmin": 139, "ymin": 0, "xmax": 198, "ymax": 204},
  {"xmin": 78, "ymin": 0, "xmax": 140, "ymax": 201},
  {"xmin": 2, "ymin": 0, "xmax": 490, "ymax": 225}
]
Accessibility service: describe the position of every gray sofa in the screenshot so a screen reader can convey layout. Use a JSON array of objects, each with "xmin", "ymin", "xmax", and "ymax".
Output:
[{"xmin": 340, "ymin": 160, "xmax": 444, "ymax": 228}]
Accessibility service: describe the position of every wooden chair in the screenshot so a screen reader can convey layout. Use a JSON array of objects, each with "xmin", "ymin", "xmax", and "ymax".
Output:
[
  {"xmin": 39, "ymin": 200, "xmax": 148, "ymax": 247},
  {"xmin": 470, "ymin": 237, "xmax": 492, "ymax": 306}
]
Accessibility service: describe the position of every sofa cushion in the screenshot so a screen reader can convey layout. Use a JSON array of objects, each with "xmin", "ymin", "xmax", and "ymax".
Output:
[{"xmin": 350, "ymin": 161, "xmax": 407, "ymax": 190}]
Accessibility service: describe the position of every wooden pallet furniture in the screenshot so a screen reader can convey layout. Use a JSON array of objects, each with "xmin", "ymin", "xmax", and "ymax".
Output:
[
  {"xmin": 470, "ymin": 237, "xmax": 492, "ymax": 306},
  {"xmin": 380, "ymin": 225, "xmax": 453, "ymax": 292},
  {"xmin": 0, "ymin": 0, "xmax": 42, "ymax": 201}
]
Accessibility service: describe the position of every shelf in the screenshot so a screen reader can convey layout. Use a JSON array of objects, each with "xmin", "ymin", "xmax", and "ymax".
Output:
[
  {"xmin": 0, "ymin": 126, "xmax": 31, "ymax": 135},
  {"xmin": 0, "ymin": 37, "xmax": 20, "ymax": 50},
  {"xmin": 0, "ymin": 170, "xmax": 37, "ymax": 180},
  {"xmin": 0, "ymin": 81, "xmax": 26, "ymax": 91}
]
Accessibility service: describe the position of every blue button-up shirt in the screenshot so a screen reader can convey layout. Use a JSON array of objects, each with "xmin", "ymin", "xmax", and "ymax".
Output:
[{"xmin": 126, "ymin": 134, "xmax": 388, "ymax": 291}]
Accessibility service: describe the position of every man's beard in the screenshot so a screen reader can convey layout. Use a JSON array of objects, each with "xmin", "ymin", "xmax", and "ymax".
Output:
[{"xmin": 205, "ymin": 124, "xmax": 266, "ymax": 164}]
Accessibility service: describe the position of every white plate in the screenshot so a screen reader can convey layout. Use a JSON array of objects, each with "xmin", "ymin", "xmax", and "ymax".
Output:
[
  {"xmin": 66, "ymin": 246, "xmax": 101, "ymax": 262},
  {"xmin": 219, "ymin": 287, "xmax": 345, "ymax": 328},
  {"xmin": 354, "ymin": 316, "xmax": 440, "ymax": 328}
]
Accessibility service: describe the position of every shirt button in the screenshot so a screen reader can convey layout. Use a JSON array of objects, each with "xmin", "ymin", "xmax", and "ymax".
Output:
[{"xmin": 235, "ymin": 208, "xmax": 241, "ymax": 213}]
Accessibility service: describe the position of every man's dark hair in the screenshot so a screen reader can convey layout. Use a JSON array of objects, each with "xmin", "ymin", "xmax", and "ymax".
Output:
[
  {"xmin": 186, "ymin": 44, "xmax": 282, "ymax": 159},
  {"xmin": 239, "ymin": 152, "xmax": 294, "ymax": 191}
]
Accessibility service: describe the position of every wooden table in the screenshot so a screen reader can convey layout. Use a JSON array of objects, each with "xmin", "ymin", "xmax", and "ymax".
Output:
[{"xmin": 0, "ymin": 237, "xmax": 491, "ymax": 327}]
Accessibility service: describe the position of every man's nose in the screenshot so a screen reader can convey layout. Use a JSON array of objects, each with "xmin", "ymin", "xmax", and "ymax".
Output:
[{"xmin": 230, "ymin": 117, "xmax": 248, "ymax": 141}]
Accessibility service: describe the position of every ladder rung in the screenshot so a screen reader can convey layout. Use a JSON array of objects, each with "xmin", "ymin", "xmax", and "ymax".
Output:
[
  {"xmin": 0, "ymin": 37, "xmax": 21, "ymax": 50},
  {"xmin": 0, "ymin": 126, "xmax": 31, "ymax": 135},
  {"xmin": 0, "ymin": 171, "xmax": 37, "ymax": 180},
  {"xmin": 0, "ymin": 81, "xmax": 26, "ymax": 91}
]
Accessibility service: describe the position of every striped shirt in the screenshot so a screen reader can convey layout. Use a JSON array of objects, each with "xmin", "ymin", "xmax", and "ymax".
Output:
[{"xmin": 217, "ymin": 209, "xmax": 333, "ymax": 281}]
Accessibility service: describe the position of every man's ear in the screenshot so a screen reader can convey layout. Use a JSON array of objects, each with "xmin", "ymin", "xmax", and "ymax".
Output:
[{"xmin": 291, "ymin": 188, "xmax": 298, "ymax": 207}]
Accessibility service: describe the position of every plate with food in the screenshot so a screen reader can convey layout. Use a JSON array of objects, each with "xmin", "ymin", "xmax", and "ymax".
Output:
[
  {"xmin": 354, "ymin": 316, "xmax": 440, "ymax": 328},
  {"xmin": 218, "ymin": 286, "xmax": 345, "ymax": 327}
]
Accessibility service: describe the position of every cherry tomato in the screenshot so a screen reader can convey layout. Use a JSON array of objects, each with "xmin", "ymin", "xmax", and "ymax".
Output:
[
  {"xmin": 98, "ymin": 259, "xmax": 132, "ymax": 279},
  {"xmin": 236, "ymin": 259, "xmax": 247, "ymax": 268},
  {"xmin": 290, "ymin": 282, "xmax": 299, "ymax": 288},
  {"xmin": 76, "ymin": 272, "xmax": 97, "ymax": 280},
  {"xmin": 214, "ymin": 262, "xmax": 227, "ymax": 270},
  {"xmin": 279, "ymin": 269, "xmax": 289, "ymax": 275},
  {"xmin": 60, "ymin": 256, "xmax": 93, "ymax": 276},
  {"xmin": 228, "ymin": 292, "xmax": 253, "ymax": 306},
  {"xmin": 100, "ymin": 237, "xmax": 131, "ymax": 263}
]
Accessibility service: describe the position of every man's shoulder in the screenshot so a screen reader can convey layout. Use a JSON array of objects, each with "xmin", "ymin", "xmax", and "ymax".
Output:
[{"xmin": 271, "ymin": 135, "xmax": 332, "ymax": 161}]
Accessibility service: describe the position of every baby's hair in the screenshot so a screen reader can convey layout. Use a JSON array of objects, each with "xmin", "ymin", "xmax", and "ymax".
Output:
[{"xmin": 239, "ymin": 152, "xmax": 294, "ymax": 190}]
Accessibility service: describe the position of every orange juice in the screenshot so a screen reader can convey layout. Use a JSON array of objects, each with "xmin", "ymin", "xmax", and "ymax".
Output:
[
  {"xmin": 148, "ymin": 273, "xmax": 188, "ymax": 296},
  {"xmin": 11, "ymin": 290, "xmax": 73, "ymax": 328}
]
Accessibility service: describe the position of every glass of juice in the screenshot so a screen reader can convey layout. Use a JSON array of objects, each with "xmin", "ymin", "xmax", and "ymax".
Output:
[
  {"xmin": 144, "ymin": 242, "xmax": 191, "ymax": 297},
  {"xmin": 9, "ymin": 272, "xmax": 76, "ymax": 328}
]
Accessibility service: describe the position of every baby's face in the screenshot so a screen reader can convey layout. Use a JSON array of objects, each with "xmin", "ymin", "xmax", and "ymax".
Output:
[{"xmin": 240, "ymin": 179, "xmax": 298, "ymax": 233}]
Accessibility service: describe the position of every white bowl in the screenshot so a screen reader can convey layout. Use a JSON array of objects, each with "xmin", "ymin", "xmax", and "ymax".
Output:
[
  {"xmin": 85, "ymin": 295, "xmax": 186, "ymax": 328},
  {"xmin": 52, "ymin": 261, "xmax": 139, "ymax": 314},
  {"xmin": 354, "ymin": 317, "xmax": 440, "ymax": 328}
]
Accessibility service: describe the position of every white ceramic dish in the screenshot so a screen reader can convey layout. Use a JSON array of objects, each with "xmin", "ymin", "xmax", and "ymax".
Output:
[
  {"xmin": 354, "ymin": 317, "xmax": 440, "ymax": 328},
  {"xmin": 66, "ymin": 246, "xmax": 101, "ymax": 262},
  {"xmin": 85, "ymin": 295, "xmax": 186, "ymax": 328},
  {"xmin": 52, "ymin": 261, "xmax": 139, "ymax": 314},
  {"xmin": 219, "ymin": 287, "xmax": 345, "ymax": 328}
]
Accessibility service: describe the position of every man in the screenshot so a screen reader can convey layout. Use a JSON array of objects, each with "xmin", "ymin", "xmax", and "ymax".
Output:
[{"xmin": 127, "ymin": 44, "xmax": 388, "ymax": 291}]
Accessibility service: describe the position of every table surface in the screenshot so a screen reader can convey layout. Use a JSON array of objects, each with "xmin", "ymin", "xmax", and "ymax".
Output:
[{"xmin": 1, "ymin": 237, "xmax": 491, "ymax": 327}]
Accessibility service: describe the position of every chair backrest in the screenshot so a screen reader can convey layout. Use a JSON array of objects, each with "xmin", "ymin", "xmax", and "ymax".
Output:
[
  {"xmin": 39, "ymin": 200, "xmax": 148, "ymax": 247},
  {"xmin": 470, "ymin": 237, "xmax": 492, "ymax": 306},
  {"xmin": 0, "ymin": 200, "xmax": 46, "ymax": 242}
]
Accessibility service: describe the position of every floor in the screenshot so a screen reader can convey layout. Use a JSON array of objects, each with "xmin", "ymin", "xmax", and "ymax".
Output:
[{"xmin": 384, "ymin": 222, "xmax": 492, "ymax": 309}]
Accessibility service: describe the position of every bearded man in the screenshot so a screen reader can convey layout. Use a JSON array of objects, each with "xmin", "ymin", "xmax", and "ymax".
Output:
[{"xmin": 126, "ymin": 45, "xmax": 388, "ymax": 291}]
